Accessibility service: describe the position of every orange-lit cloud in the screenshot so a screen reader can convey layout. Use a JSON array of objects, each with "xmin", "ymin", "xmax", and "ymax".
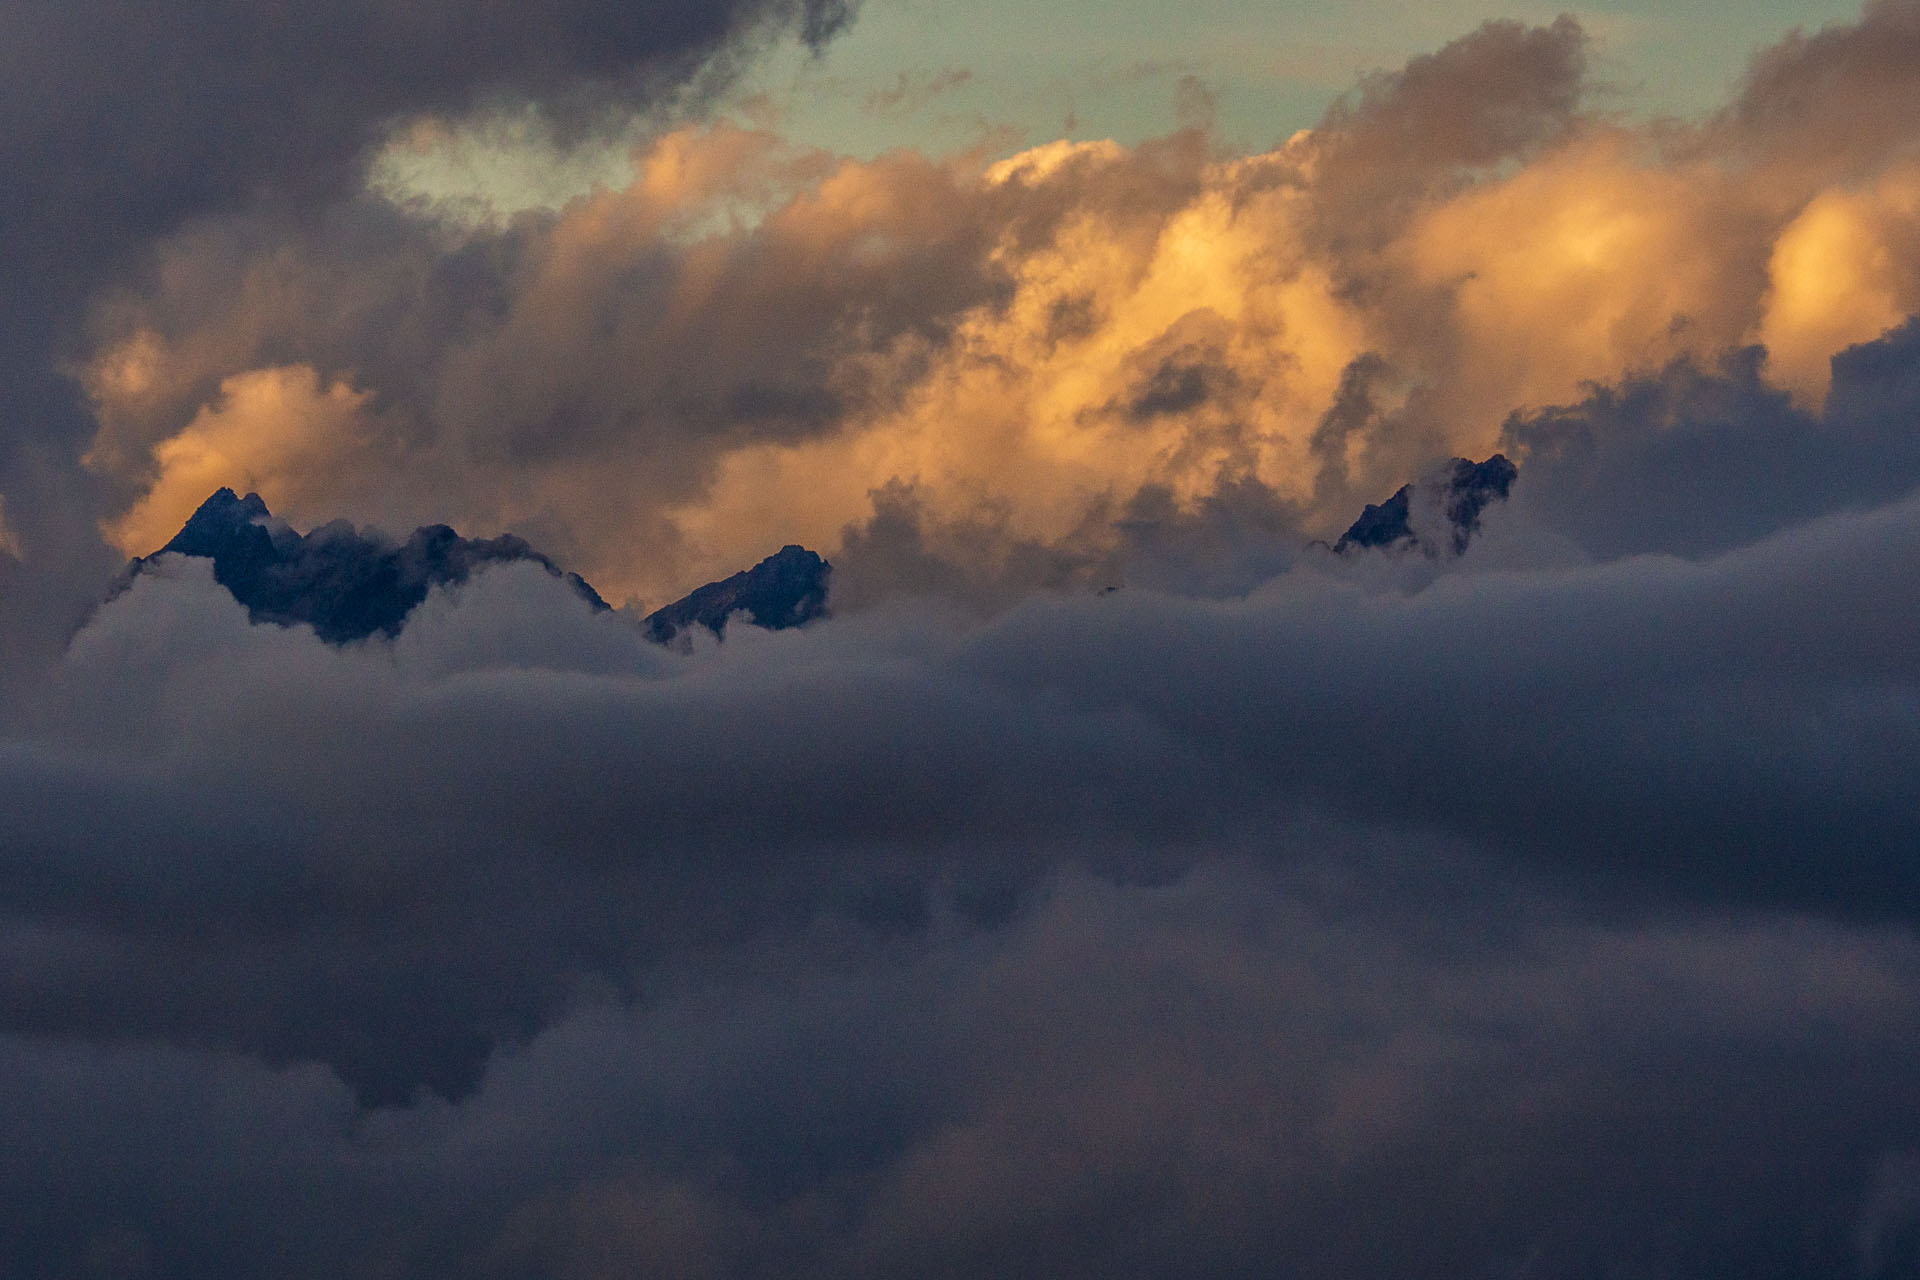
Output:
[
  {"xmin": 78, "ymin": 8, "xmax": 1920, "ymax": 606},
  {"xmin": 99, "ymin": 366, "xmax": 380, "ymax": 557},
  {"xmin": 1756, "ymin": 163, "xmax": 1920, "ymax": 401}
]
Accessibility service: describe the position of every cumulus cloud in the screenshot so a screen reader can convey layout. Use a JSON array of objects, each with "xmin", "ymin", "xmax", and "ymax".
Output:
[
  {"xmin": 96, "ymin": 367, "xmax": 382, "ymax": 557},
  {"xmin": 65, "ymin": 4, "xmax": 1920, "ymax": 611},
  {"xmin": 1710, "ymin": 0, "xmax": 1920, "ymax": 182}
]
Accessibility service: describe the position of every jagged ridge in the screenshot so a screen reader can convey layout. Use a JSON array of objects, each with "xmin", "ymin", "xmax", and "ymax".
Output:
[
  {"xmin": 131, "ymin": 489, "xmax": 834, "ymax": 646},
  {"xmin": 131, "ymin": 489, "xmax": 609, "ymax": 644}
]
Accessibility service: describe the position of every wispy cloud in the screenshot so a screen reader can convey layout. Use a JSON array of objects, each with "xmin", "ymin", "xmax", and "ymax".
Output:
[{"xmin": 864, "ymin": 67, "xmax": 976, "ymax": 117}]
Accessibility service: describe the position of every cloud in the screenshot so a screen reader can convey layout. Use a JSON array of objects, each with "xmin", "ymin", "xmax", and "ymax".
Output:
[
  {"xmin": 1500, "ymin": 320, "xmax": 1920, "ymax": 559},
  {"xmin": 78, "ymin": 125, "xmax": 1009, "ymax": 604},
  {"xmin": 864, "ymin": 68, "xmax": 975, "ymax": 118},
  {"xmin": 0, "ymin": 0, "xmax": 866, "ymax": 705},
  {"xmin": 97, "ymin": 367, "xmax": 379, "ymax": 557},
  {"xmin": 11, "ymin": 443, "xmax": 1920, "ymax": 1113},
  {"xmin": 11, "ymin": 5, "xmax": 1920, "ymax": 1275},
  {"xmin": 63, "ymin": 5, "xmax": 1920, "ymax": 613},
  {"xmin": 0, "ymin": 495, "xmax": 21, "ymax": 561},
  {"xmin": 3, "ymin": 853, "xmax": 1919, "ymax": 1276},
  {"xmin": 0, "ymin": 0, "xmax": 855, "ymax": 269},
  {"xmin": 1711, "ymin": 0, "xmax": 1920, "ymax": 182},
  {"xmin": 1754, "ymin": 162, "xmax": 1920, "ymax": 400}
]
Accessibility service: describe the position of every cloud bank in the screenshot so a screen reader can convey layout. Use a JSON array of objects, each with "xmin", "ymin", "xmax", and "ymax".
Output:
[{"xmin": 7, "ymin": 2, "xmax": 1920, "ymax": 1276}]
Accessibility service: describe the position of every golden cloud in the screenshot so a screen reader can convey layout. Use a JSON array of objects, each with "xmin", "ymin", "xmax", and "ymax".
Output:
[{"xmin": 79, "ymin": 12, "xmax": 1920, "ymax": 604}]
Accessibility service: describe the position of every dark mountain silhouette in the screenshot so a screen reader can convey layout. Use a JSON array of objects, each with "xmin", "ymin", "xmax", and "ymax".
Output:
[
  {"xmin": 128, "ymin": 489, "xmax": 609, "ymax": 643},
  {"xmin": 128, "ymin": 489, "xmax": 833, "ymax": 646},
  {"xmin": 1334, "ymin": 454, "xmax": 1517, "ymax": 556},
  {"xmin": 643, "ymin": 545, "xmax": 831, "ymax": 644}
]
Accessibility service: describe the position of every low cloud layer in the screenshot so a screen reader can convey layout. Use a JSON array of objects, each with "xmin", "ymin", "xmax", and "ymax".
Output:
[
  {"xmin": 8, "ymin": 3, "xmax": 1920, "ymax": 1276},
  {"xmin": 8, "ymin": 864, "xmax": 1920, "ymax": 1278},
  {"xmin": 7, "ymin": 420, "xmax": 1920, "ymax": 1266}
]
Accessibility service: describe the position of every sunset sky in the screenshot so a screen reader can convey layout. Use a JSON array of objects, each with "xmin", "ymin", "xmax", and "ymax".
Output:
[{"xmin": 5, "ymin": 1, "xmax": 1920, "ymax": 1276}]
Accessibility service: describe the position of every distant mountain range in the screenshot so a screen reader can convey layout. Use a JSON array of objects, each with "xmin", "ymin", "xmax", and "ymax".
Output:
[
  {"xmin": 124, "ymin": 489, "xmax": 831, "ymax": 645},
  {"xmin": 125, "ymin": 489, "xmax": 609, "ymax": 644},
  {"xmin": 124, "ymin": 458, "xmax": 1513, "ymax": 643}
]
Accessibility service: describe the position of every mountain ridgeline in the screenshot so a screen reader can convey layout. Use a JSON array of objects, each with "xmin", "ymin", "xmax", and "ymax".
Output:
[
  {"xmin": 130, "ymin": 489, "xmax": 610, "ymax": 643},
  {"xmin": 642, "ymin": 545, "xmax": 831, "ymax": 645},
  {"xmin": 126, "ymin": 490, "xmax": 831, "ymax": 646},
  {"xmin": 128, "ymin": 458, "xmax": 1515, "ymax": 644}
]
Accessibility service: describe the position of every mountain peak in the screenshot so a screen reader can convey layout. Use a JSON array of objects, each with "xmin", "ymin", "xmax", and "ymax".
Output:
[
  {"xmin": 131, "ymin": 493, "xmax": 607, "ymax": 643},
  {"xmin": 128, "ymin": 491, "xmax": 833, "ymax": 648},
  {"xmin": 181, "ymin": 487, "xmax": 271, "ymax": 526},
  {"xmin": 645, "ymin": 545, "xmax": 831, "ymax": 644},
  {"xmin": 161, "ymin": 488, "xmax": 280, "ymax": 559},
  {"xmin": 1334, "ymin": 454, "xmax": 1517, "ymax": 557}
]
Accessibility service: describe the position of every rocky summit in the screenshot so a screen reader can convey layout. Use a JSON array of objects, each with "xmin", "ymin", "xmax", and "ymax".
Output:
[
  {"xmin": 1334, "ymin": 454, "xmax": 1518, "ymax": 557},
  {"xmin": 643, "ymin": 545, "xmax": 831, "ymax": 644},
  {"xmin": 129, "ymin": 489, "xmax": 609, "ymax": 644},
  {"xmin": 130, "ymin": 489, "xmax": 834, "ymax": 646}
]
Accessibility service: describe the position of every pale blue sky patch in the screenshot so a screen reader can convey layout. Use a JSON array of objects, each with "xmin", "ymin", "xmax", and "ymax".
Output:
[
  {"xmin": 366, "ymin": 106, "xmax": 646, "ymax": 230},
  {"xmin": 367, "ymin": 0, "xmax": 1869, "ymax": 222},
  {"xmin": 721, "ymin": 0, "xmax": 1868, "ymax": 155}
]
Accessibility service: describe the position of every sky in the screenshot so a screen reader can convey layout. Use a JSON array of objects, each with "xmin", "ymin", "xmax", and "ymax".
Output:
[
  {"xmin": 723, "ymin": 0, "xmax": 1867, "ymax": 154},
  {"xmin": 7, "ymin": 1, "xmax": 1920, "ymax": 1277},
  {"xmin": 371, "ymin": 1, "xmax": 1871, "ymax": 231}
]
